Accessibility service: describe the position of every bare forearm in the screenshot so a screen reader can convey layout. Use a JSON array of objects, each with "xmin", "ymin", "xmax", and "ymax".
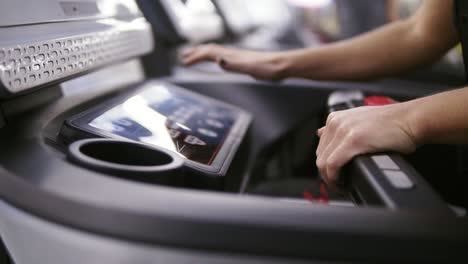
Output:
[
  {"xmin": 405, "ymin": 88, "xmax": 468, "ymax": 145},
  {"xmin": 279, "ymin": 0, "xmax": 458, "ymax": 81},
  {"xmin": 282, "ymin": 20, "xmax": 420, "ymax": 80},
  {"xmin": 282, "ymin": 21, "xmax": 445, "ymax": 81}
]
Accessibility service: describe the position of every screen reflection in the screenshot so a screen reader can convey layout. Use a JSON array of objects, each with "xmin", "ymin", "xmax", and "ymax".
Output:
[{"xmin": 89, "ymin": 84, "xmax": 236, "ymax": 165}]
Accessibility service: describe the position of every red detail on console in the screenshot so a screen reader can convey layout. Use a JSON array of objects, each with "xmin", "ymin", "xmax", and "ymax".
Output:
[
  {"xmin": 364, "ymin": 96, "xmax": 396, "ymax": 106},
  {"xmin": 303, "ymin": 183, "xmax": 329, "ymax": 204}
]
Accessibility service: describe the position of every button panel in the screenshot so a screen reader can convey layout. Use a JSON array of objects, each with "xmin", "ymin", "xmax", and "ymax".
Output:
[
  {"xmin": 0, "ymin": 21, "xmax": 152, "ymax": 94},
  {"xmin": 371, "ymin": 155, "xmax": 400, "ymax": 170},
  {"xmin": 372, "ymin": 155, "xmax": 415, "ymax": 190},
  {"xmin": 383, "ymin": 170, "xmax": 414, "ymax": 189}
]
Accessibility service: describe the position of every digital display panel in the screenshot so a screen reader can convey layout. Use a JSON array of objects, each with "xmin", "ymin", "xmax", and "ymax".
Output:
[{"xmin": 88, "ymin": 83, "xmax": 237, "ymax": 165}]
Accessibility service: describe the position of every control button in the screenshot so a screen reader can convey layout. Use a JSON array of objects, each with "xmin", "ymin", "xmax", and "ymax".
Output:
[
  {"xmin": 206, "ymin": 119, "xmax": 224, "ymax": 128},
  {"xmin": 383, "ymin": 170, "xmax": 414, "ymax": 189},
  {"xmin": 33, "ymin": 64, "xmax": 41, "ymax": 71},
  {"xmin": 28, "ymin": 46, "xmax": 36, "ymax": 54},
  {"xmin": 184, "ymin": 135, "xmax": 206, "ymax": 146},
  {"xmin": 364, "ymin": 96, "xmax": 396, "ymax": 106},
  {"xmin": 198, "ymin": 128, "xmax": 218, "ymax": 138},
  {"xmin": 19, "ymin": 67, "xmax": 26, "ymax": 74},
  {"xmin": 371, "ymin": 155, "xmax": 400, "ymax": 170},
  {"xmin": 169, "ymin": 129, "xmax": 181, "ymax": 139}
]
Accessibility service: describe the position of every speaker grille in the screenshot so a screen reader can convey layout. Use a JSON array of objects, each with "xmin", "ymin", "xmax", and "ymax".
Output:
[{"xmin": 0, "ymin": 20, "xmax": 153, "ymax": 95}]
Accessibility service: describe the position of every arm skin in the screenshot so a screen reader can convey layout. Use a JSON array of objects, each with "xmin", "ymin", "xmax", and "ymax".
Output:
[
  {"xmin": 316, "ymin": 87, "xmax": 468, "ymax": 187},
  {"xmin": 283, "ymin": 0, "xmax": 458, "ymax": 80},
  {"xmin": 181, "ymin": 0, "xmax": 459, "ymax": 81}
]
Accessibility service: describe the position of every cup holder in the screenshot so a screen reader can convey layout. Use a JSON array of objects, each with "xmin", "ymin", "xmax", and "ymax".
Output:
[{"xmin": 67, "ymin": 138, "xmax": 185, "ymax": 185}]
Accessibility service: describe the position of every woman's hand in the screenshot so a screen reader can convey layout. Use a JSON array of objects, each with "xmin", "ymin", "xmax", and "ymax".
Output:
[
  {"xmin": 180, "ymin": 44, "xmax": 289, "ymax": 81},
  {"xmin": 316, "ymin": 104, "xmax": 418, "ymax": 188}
]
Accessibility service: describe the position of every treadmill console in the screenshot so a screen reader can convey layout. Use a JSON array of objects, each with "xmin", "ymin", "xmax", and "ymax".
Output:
[
  {"xmin": 61, "ymin": 81, "xmax": 251, "ymax": 176},
  {"xmin": 0, "ymin": 0, "xmax": 153, "ymax": 97}
]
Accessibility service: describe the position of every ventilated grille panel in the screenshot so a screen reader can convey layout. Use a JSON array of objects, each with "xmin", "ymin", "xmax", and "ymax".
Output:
[{"xmin": 0, "ymin": 22, "xmax": 152, "ymax": 94}]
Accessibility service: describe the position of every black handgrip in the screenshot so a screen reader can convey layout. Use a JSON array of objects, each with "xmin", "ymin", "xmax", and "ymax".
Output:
[
  {"xmin": 349, "ymin": 154, "xmax": 451, "ymax": 214},
  {"xmin": 327, "ymin": 91, "xmax": 452, "ymax": 214}
]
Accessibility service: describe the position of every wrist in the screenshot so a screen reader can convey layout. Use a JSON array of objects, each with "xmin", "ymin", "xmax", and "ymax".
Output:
[
  {"xmin": 271, "ymin": 51, "xmax": 294, "ymax": 80},
  {"xmin": 274, "ymin": 49, "xmax": 310, "ymax": 79},
  {"xmin": 280, "ymin": 48, "xmax": 325, "ymax": 80},
  {"xmin": 399, "ymin": 100, "xmax": 429, "ymax": 146}
]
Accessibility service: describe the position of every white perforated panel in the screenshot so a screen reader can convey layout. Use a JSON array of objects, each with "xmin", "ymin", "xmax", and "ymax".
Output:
[{"xmin": 0, "ymin": 19, "xmax": 153, "ymax": 95}]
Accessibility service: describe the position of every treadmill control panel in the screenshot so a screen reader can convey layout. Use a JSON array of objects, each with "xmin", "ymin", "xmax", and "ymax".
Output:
[
  {"xmin": 62, "ymin": 81, "xmax": 251, "ymax": 175},
  {"xmin": 372, "ymin": 155, "xmax": 414, "ymax": 189}
]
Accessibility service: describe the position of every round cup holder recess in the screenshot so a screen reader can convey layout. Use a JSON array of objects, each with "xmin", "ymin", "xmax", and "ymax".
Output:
[{"xmin": 67, "ymin": 138, "xmax": 185, "ymax": 184}]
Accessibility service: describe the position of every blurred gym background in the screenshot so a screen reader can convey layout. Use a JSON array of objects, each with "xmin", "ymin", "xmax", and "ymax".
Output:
[{"xmin": 139, "ymin": 0, "xmax": 464, "ymax": 84}]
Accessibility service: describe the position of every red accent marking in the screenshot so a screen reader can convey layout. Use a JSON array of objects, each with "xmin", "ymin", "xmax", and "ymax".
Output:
[
  {"xmin": 303, "ymin": 183, "xmax": 329, "ymax": 204},
  {"xmin": 320, "ymin": 183, "xmax": 329, "ymax": 202},
  {"xmin": 364, "ymin": 96, "xmax": 396, "ymax": 106}
]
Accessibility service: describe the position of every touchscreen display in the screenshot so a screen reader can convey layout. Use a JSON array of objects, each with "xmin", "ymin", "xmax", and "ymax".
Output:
[{"xmin": 88, "ymin": 83, "xmax": 236, "ymax": 165}]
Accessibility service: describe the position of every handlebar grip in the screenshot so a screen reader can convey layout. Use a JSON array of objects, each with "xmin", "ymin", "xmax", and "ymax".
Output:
[{"xmin": 327, "ymin": 91, "xmax": 452, "ymax": 214}]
